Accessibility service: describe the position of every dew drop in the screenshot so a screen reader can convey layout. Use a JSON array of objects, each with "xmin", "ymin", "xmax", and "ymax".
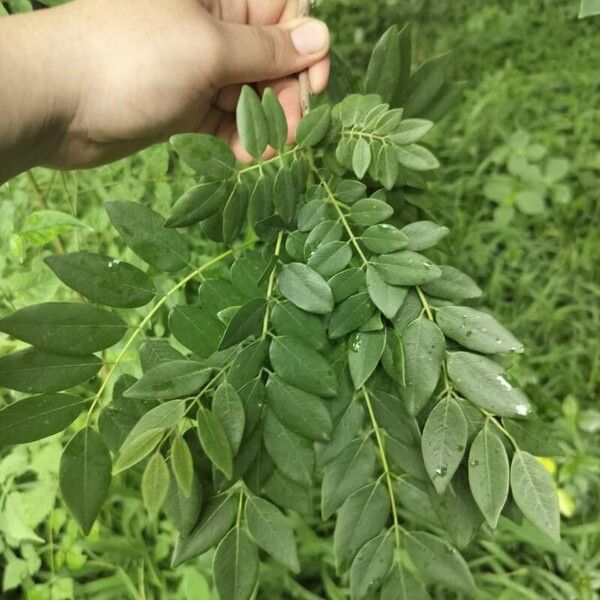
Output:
[
  {"xmin": 434, "ymin": 466, "xmax": 447, "ymax": 477},
  {"xmin": 495, "ymin": 374, "xmax": 512, "ymax": 390}
]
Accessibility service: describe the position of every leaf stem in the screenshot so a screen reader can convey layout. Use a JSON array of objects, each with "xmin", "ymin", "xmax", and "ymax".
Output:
[
  {"xmin": 483, "ymin": 412, "xmax": 520, "ymax": 450},
  {"xmin": 85, "ymin": 244, "xmax": 251, "ymax": 425},
  {"xmin": 362, "ymin": 386, "xmax": 401, "ymax": 551},
  {"xmin": 262, "ymin": 230, "xmax": 285, "ymax": 338},
  {"xmin": 307, "ymin": 156, "xmax": 369, "ymax": 266},
  {"xmin": 237, "ymin": 148, "xmax": 298, "ymax": 177},
  {"xmin": 416, "ymin": 285, "xmax": 453, "ymax": 391}
]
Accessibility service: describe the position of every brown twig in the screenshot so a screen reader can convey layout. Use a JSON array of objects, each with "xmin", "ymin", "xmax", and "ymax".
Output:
[{"xmin": 297, "ymin": 0, "xmax": 312, "ymax": 116}]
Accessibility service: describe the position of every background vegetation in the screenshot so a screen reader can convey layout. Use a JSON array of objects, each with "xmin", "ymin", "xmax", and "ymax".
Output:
[{"xmin": 1, "ymin": 0, "xmax": 598, "ymax": 598}]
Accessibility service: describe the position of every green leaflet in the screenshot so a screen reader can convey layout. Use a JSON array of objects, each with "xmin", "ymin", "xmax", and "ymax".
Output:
[
  {"xmin": 334, "ymin": 179, "xmax": 367, "ymax": 204},
  {"xmin": 333, "ymin": 482, "xmax": 390, "ymax": 568},
  {"xmin": 0, "ymin": 348, "xmax": 101, "ymax": 394},
  {"xmin": 45, "ymin": 252, "xmax": 155, "ymax": 308},
  {"xmin": 277, "ymin": 263, "xmax": 334, "ymax": 315},
  {"xmin": 0, "ymin": 302, "xmax": 126, "ymax": 356},
  {"xmin": 468, "ymin": 427, "xmax": 509, "ymax": 528},
  {"xmin": 245, "ymin": 496, "xmax": 300, "ymax": 573},
  {"xmin": 266, "ymin": 374, "xmax": 332, "ymax": 442},
  {"xmin": 106, "ymin": 201, "xmax": 189, "ymax": 271},
  {"xmin": 436, "ymin": 306, "xmax": 524, "ymax": 354},
  {"xmin": 169, "ymin": 306, "xmax": 224, "ymax": 358},
  {"xmin": 124, "ymin": 361, "xmax": 211, "ymax": 400},
  {"xmin": 349, "ymin": 532, "xmax": 394, "ymax": 599},
  {"xmin": 373, "ymin": 251, "xmax": 442, "ymax": 286},
  {"xmin": 213, "ymin": 527, "xmax": 259, "ymax": 600},
  {"xmin": 427, "ymin": 471, "xmax": 483, "ymax": 550},
  {"xmin": 404, "ymin": 531, "xmax": 476, "ymax": 595},
  {"xmin": 447, "ymin": 351, "xmax": 533, "ymax": 418},
  {"xmin": 237, "ymin": 85, "xmax": 269, "ymax": 159},
  {"xmin": 421, "ymin": 397, "xmax": 468, "ymax": 494},
  {"xmin": 365, "ymin": 25, "xmax": 401, "ymax": 102},
  {"xmin": 262, "ymin": 88, "xmax": 287, "ymax": 151},
  {"xmin": 328, "ymin": 268, "xmax": 366, "ymax": 303},
  {"xmin": 400, "ymin": 220, "xmax": 449, "ymax": 251},
  {"xmin": 199, "ymin": 279, "xmax": 245, "ymax": 317},
  {"xmin": 0, "ymin": 393, "xmax": 87, "ymax": 446},
  {"xmin": 362, "ymin": 224, "xmax": 408, "ymax": 253},
  {"xmin": 170, "ymin": 133, "xmax": 235, "ymax": 179},
  {"xmin": 59, "ymin": 427, "xmax": 112, "ymax": 535},
  {"xmin": 167, "ymin": 181, "xmax": 230, "ymax": 228},
  {"xmin": 296, "ymin": 105, "xmax": 332, "ymax": 147},
  {"xmin": 164, "ymin": 472, "xmax": 202, "ymax": 536},
  {"xmin": 171, "ymin": 434, "xmax": 195, "ymax": 497},
  {"xmin": 196, "ymin": 407, "xmax": 233, "ymax": 479},
  {"xmin": 348, "ymin": 330, "xmax": 386, "ymax": 389},
  {"xmin": 366, "ymin": 265, "xmax": 407, "ymax": 319},
  {"xmin": 271, "ymin": 300, "xmax": 328, "ymax": 350},
  {"xmin": 321, "ymin": 438, "xmax": 376, "ymax": 519},
  {"xmin": 579, "ymin": 0, "xmax": 600, "ymax": 18},
  {"xmin": 263, "ymin": 470, "xmax": 311, "ymax": 516},
  {"xmin": 352, "ymin": 138, "xmax": 372, "ymax": 179},
  {"xmin": 395, "ymin": 143, "xmax": 439, "ymax": 171},
  {"xmin": 263, "ymin": 409, "xmax": 315, "ymax": 486},
  {"xmin": 381, "ymin": 563, "xmax": 429, "ymax": 600},
  {"xmin": 269, "ymin": 335, "xmax": 337, "ymax": 397},
  {"xmin": 391, "ymin": 119, "xmax": 434, "ymax": 145},
  {"xmin": 139, "ymin": 340, "xmax": 184, "ymax": 372},
  {"xmin": 112, "ymin": 400, "xmax": 187, "ymax": 473},
  {"xmin": 171, "ymin": 494, "xmax": 236, "ymax": 566},
  {"xmin": 142, "ymin": 453, "xmax": 170, "ymax": 515},
  {"xmin": 404, "ymin": 52, "xmax": 452, "ymax": 117},
  {"xmin": 400, "ymin": 316, "xmax": 446, "ymax": 414},
  {"xmin": 329, "ymin": 292, "xmax": 376, "ymax": 339},
  {"xmin": 113, "ymin": 429, "xmax": 164, "ymax": 475},
  {"xmin": 420, "ymin": 265, "xmax": 482, "ymax": 301},
  {"xmin": 304, "ymin": 220, "xmax": 343, "ymax": 259},
  {"xmin": 222, "ymin": 183, "xmax": 248, "ymax": 242},
  {"xmin": 349, "ymin": 198, "xmax": 394, "ymax": 226},
  {"xmin": 307, "ymin": 241, "xmax": 353, "ymax": 278},
  {"xmin": 511, "ymin": 451, "xmax": 560, "ymax": 542},
  {"xmin": 273, "ymin": 167, "xmax": 297, "ymax": 226},
  {"xmin": 212, "ymin": 382, "xmax": 245, "ymax": 455},
  {"xmin": 318, "ymin": 401, "xmax": 365, "ymax": 468},
  {"xmin": 219, "ymin": 298, "xmax": 266, "ymax": 350}
]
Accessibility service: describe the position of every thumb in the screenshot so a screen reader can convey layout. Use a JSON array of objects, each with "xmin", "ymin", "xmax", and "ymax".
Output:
[{"xmin": 216, "ymin": 17, "xmax": 330, "ymax": 86}]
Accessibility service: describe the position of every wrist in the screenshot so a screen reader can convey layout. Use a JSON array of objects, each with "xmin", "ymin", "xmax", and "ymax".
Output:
[{"xmin": 0, "ymin": 5, "xmax": 83, "ymax": 180}]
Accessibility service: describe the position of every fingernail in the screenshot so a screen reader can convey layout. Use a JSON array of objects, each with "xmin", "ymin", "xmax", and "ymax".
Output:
[{"xmin": 291, "ymin": 19, "xmax": 329, "ymax": 56}]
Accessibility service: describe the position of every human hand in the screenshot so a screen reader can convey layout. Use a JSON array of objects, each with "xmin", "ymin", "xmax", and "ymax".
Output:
[{"xmin": 0, "ymin": 0, "xmax": 330, "ymax": 177}]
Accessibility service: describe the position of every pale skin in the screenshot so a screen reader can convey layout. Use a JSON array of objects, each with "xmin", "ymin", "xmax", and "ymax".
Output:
[{"xmin": 0, "ymin": 0, "xmax": 330, "ymax": 183}]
